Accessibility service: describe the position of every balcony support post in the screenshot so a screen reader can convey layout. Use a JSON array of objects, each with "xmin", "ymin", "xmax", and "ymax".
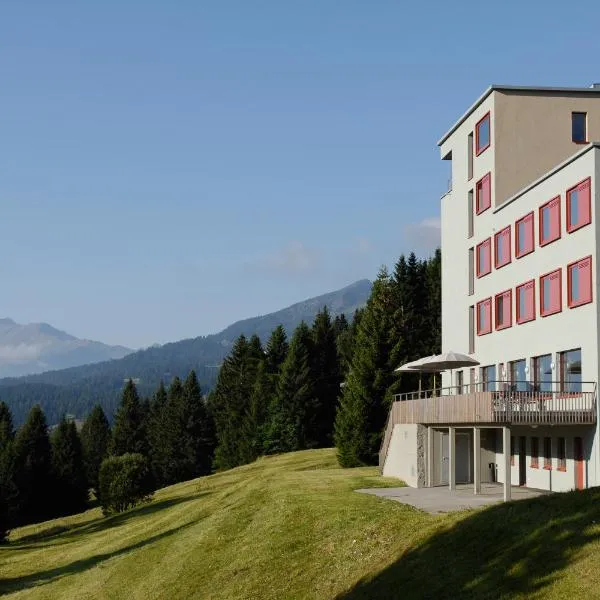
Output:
[
  {"xmin": 503, "ymin": 426, "xmax": 511, "ymax": 502},
  {"xmin": 473, "ymin": 427, "xmax": 481, "ymax": 495},
  {"xmin": 449, "ymin": 427, "xmax": 456, "ymax": 491},
  {"xmin": 427, "ymin": 426, "xmax": 434, "ymax": 487}
]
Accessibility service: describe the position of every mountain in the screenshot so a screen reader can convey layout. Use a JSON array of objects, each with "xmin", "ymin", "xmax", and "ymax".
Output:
[
  {"xmin": 0, "ymin": 318, "xmax": 132, "ymax": 378},
  {"xmin": 0, "ymin": 279, "xmax": 371, "ymax": 424}
]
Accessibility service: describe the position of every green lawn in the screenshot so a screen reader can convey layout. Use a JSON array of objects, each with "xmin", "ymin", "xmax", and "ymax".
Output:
[{"xmin": 2, "ymin": 449, "xmax": 600, "ymax": 599}]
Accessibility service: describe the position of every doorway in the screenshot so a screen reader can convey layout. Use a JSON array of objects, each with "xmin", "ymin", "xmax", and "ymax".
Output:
[
  {"xmin": 456, "ymin": 432, "xmax": 471, "ymax": 483},
  {"xmin": 574, "ymin": 437, "xmax": 584, "ymax": 490},
  {"xmin": 440, "ymin": 432, "xmax": 449, "ymax": 485},
  {"xmin": 519, "ymin": 436, "xmax": 527, "ymax": 486}
]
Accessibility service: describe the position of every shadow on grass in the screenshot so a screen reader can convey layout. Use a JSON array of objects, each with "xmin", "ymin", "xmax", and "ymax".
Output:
[
  {"xmin": 0, "ymin": 519, "xmax": 199, "ymax": 594},
  {"xmin": 338, "ymin": 488, "xmax": 600, "ymax": 600},
  {"xmin": 12, "ymin": 492, "xmax": 210, "ymax": 548}
]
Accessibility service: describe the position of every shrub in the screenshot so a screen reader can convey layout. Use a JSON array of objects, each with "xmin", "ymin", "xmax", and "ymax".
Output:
[{"xmin": 98, "ymin": 453, "xmax": 154, "ymax": 515}]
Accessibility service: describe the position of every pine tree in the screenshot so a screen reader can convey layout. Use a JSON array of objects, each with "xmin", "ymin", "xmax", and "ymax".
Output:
[
  {"xmin": 264, "ymin": 325, "xmax": 288, "ymax": 374},
  {"xmin": 147, "ymin": 381, "xmax": 169, "ymax": 487},
  {"xmin": 426, "ymin": 248, "xmax": 442, "ymax": 355},
  {"xmin": 80, "ymin": 405, "xmax": 111, "ymax": 495},
  {"xmin": 239, "ymin": 360, "xmax": 270, "ymax": 463},
  {"xmin": 336, "ymin": 308, "xmax": 363, "ymax": 378},
  {"xmin": 50, "ymin": 418, "xmax": 88, "ymax": 516},
  {"xmin": 310, "ymin": 307, "xmax": 341, "ymax": 447},
  {"xmin": 14, "ymin": 405, "xmax": 53, "ymax": 524},
  {"xmin": 111, "ymin": 380, "xmax": 148, "ymax": 457},
  {"xmin": 0, "ymin": 401, "xmax": 14, "ymax": 448},
  {"xmin": 0, "ymin": 402, "xmax": 17, "ymax": 542},
  {"xmin": 335, "ymin": 269, "xmax": 397, "ymax": 467}
]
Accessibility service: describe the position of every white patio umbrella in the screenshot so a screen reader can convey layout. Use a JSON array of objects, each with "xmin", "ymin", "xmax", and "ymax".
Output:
[
  {"xmin": 419, "ymin": 351, "xmax": 480, "ymax": 390},
  {"xmin": 394, "ymin": 355, "xmax": 444, "ymax": 395}
]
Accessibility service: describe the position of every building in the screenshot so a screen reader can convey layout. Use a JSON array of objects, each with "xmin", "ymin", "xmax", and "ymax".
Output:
[{"xmin": 381, "ymin": 84, "xmax": 600, "ymax": 498}]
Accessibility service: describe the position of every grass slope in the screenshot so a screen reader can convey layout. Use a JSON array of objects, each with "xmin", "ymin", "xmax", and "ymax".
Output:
[{"xmin": 1, "ymin": 449, "xmax": 600, "ymax": 599}]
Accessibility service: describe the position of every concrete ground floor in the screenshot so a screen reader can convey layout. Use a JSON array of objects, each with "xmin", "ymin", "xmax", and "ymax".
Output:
[{"xmin": 357, "ymin": 483, "xmax": 545, "ymax": 514}]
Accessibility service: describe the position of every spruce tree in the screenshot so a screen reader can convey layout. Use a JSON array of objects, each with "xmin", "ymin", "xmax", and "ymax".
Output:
[
  {"xmin": 14, "ymin": 405, "xmax": 53, "ymax": 524},
  {"xmin": 0, "ymin": 401, "xmax": 14, "ymax": 447},
  {"xmin": 336, "ymin": 308, "xmax": 363, "ymax": 378},
  {"xmin": 240, "ymin": 360, "xmax": 270, "ymax": 463},
  {"xmin": 147, "ymin": 381, "xmax": 169, "ymax": 487},
  {"xmin": 111, "ymin": 380, "xmax": 148, "ymax": 457},
  {"xmin": 80, "ymin": 405, "xmax": 111, "ymax": 495},
  {"xmin": 335, "ymin": 269, "xmax": 397, "ymax": 467},
  {"xmin": 0, "ymin": 402, "xmax": 17, "ymax": 542},
  {"xmin": 264, "ymin": 325, "xmax": 288, "ymax": 374},
  {"xmin": 310, "ymin": 307, "xmax": 341, "ymax": 447},
  {"xmin": 51, "ymin": 418, "xmax": 88, "ymax": 516}
]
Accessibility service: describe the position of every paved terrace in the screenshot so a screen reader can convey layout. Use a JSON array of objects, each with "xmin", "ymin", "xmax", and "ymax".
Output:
[{"xmin": 357, "ymin": 483, "xmax": 546, "ymax": 514}]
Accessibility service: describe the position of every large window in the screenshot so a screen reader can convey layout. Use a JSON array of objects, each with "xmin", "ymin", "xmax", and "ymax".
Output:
[
  {"xmin": 566, "ymin": 178, "xmax": 591, "ymax": 233},
  {"xmin": 559, "ymin": 348, "xmax": 582, "ymax": 393},
  {"xmin": 567, "ymin": 256, "xmax": 592, "ymax": 308},
  {"xmin": 544, "ymin": 437, "xmax": 552, "ymax": 470},
  {"xmin": 476, "ymin": 173, "xmax": 491, "ymax": 214},
  {"xmin": 495, "ymin": 289, "xmax": 512, "ymax": 330},
  {"xmin": 516, "ymin": 280, "xmax": 535, "ymax": 324},
  {"xmin": 533, "ymin": 354, "xmax": 552, "ymax": 393},
  {"xmin": 476, "ymin": 239, "xmax": 491, "ymax": 277},
  {"xmin": 494, "ymin": 226, "xmax": 511, "ymax": 269},
  {"xmin": 515, "ymin": 212, "xmax": 534, "ymax": 258},
  {"xmin": 481, "ymin": 364, "xmax": 496, "ymax": 392},
  {"xmin": 509, "ymin": 359, "xmax": 528, "ymax": 391},
  {"xmin": 557, "ymin": 437, "xmax": 566, "ymax": 471},
  {"xmin": 531, "ymin": 437, "xmax": 539, "ymax": 468},
  {"xmin": 476, "ymin": 298, "xmax": 492, "ymax": 336},
  {"xmin": 572, "ymin": 112, "xmax": 587, "ymax": 143},
  {"xmin": 475, "ymin": 112, "xmax": 491, "ymax": 155},
  {"xmin": 540, "ymin": 269, "xmax": 562, "ymax": 316},
  {"xmin": 539, "ymin": 196, "xmax": 561, "ymax": 246}
]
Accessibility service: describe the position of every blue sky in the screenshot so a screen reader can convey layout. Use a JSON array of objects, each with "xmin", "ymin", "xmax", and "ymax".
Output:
[{"xmin": 2, "ymin": 0, "xmax": 600, "ymax": 348}]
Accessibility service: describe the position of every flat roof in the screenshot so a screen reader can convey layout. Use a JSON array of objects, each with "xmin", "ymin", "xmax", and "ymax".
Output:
[{"xmin": 437, "ymin": 84, "xmax": 600, "ymax": 147}]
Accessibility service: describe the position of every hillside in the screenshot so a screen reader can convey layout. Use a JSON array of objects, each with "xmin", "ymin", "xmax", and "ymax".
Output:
[
  {"xmin": 1, "ymin": 448, "xmax": 598, "ymax": 599},
  {"xmin": 0, "ymin": 280, "xmax": 371, "ymax": 424},
  {"xmin": 0, "ymin": 318, "xmax": 132, "ymax": 378}
]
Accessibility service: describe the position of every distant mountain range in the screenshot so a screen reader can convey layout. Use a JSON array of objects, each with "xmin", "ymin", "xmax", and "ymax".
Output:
[
  {"xmin": 0, "ymin": 318, "xmax": 132, "ymax": 378},
  {"xmin": 0, "ymin": 279, "xmax": 371, "ymax": 424}
]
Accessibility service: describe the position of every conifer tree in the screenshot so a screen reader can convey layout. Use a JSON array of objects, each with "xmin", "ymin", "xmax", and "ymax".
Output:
[
  {"xmin": 80, "ymin": 405, "xmax": 111, "ymax": 495},
  {"xmin": 336, "ymin": 308, "xmax": 363, "ymax": 378},
  {"xmin": 111, "ymin": 380, "xmax": 148, "ymax": 457},
  {"xmin": 264, "ymin": 325, "xmax": 288, "ymax": 374},
  {"xmin": 335, "ymin": 269, "xmax": 397, "ymax": 467},
  {"xmin": 147, "ymin": 381, "xmax": 169, "ymax": 487},
  {"xmin": 14, "ymin": 405, "xmax": 53, "ymax": 524},
  {"xmin": 239, "ymin": 360, "xmax": 270, "ymax": 463},
  {"xmin": 0, "ymin": 402, "xmax": 17, "ymax": 542},
  {"xmin": 51, "ymin": 418, "xmax": 88, "ymax": 516}
]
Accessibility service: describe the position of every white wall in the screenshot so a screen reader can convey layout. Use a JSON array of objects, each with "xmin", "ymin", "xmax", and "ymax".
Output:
[{"xmin": 382, "ymin": 424, "xmax": 420, "ymax": 487}]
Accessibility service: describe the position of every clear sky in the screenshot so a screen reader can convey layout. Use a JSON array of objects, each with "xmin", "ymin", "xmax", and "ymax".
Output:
[{"xmin": 2, "ymin": 0, "xmax": 600, "ymax": 349}]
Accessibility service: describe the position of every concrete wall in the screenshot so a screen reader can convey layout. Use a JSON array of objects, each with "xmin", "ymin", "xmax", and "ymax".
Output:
[
  {"xmin": 382, "ymin": 424, "xmax": 424, "ymax": 487},
  {"xmin": 495, "ymin": 91, "xmax": 600, "ymax": 206}
]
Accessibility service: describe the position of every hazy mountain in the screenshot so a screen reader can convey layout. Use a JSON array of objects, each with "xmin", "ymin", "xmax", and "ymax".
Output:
[
  {"xmin": 0, "ymin": 318, "xmax": 132, "ymax": 378},
  {"xmin": 0, "ymin": 279, "xmax": 371, "ymax": 424}
]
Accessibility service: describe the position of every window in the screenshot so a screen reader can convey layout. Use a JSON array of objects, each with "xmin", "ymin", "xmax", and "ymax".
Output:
[
  {"xmin": 515, "ymin": 212, "xmax": 534, "ymax": 258},
  {"xmin": 469, "ymin": 306, "xmax": 475, "ymax": 353},
  {"xmin": 540, "ymin": 269, "xmax": 562, "ymax": 316},
  {"xmin": 495, "ymin": 289, "xmax": 512, "ymax": 330},
  {"xmin": 468, "ymin": 190, "xmax": 474, "ymax": 238},
  {"xmin": 475, "ymin": 112, "xmax": 491, "ymax": 155},
  {"xmin": 476, "ymin": 173, "xmax": 491, "ymax": 214},
  {"xmin": 544, "ymin": 437, "xmax": 552, "ymax": 470},
  {"xmin": 516, "ymin": 280, "xmax": 535, "ymax": 324},
  {"xmin": 481, "ymin": 364, "xmax": 496, "ymax": 391},
  {"xmin": 531, "ymin": 437, "xmax": 539, "ymax": 468},
  {"xmin": 509, "ymin": 359, "xmax": 528, "ymax": 391},
  {"xmin": 511, "ymin": 436, "xmax": 515, "ymax": 466},
  {"xmin": 476, "ymin": 238, "xmax": 491, "ymax": 277},
  {"xmin": 533, "ymin": 354, "xmax": 552, "ymax": 393},
  {"xmin": 494, "ymin": 226, "xmax": 511, "ymax": 268},
  {"xmin": 539, "ymin": 196, "xmax": 561, "ymax": 246},
  {"xmin": 476, "ymin": 298, "xmax": 492, "ymax": 336},
  {"xmin": 456, "ymin": 370, "xmax": 464, "ymax": 394},
  {"xmin": 468, "ymin": 248, "xmax": 474, "ymax": 295},
  {"xmin": 557, "ymin": 438, "xmax": 566, "ymax": 471},
  {"xmin": 567, "ymin": 256, "xmax": 592, "ymax": 308},
  {"xmin": 566, "ymin": 178, "xmax": 591, "ymax": 233},
  {"xmin": 468, "ymin": 132, "xmax": 474, "ymax": 180},
  {"xmin": 559, "ymin": 348, "xmax": 582, "ymax": 393},
  {"xmin": 572, "ymin": 112, "xmax": 587, "ymax": 143}
]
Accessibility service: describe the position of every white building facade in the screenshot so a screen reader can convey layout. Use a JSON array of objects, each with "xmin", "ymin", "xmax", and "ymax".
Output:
[{"xmin": 381, "ymin": 85, "xmax": 600, "ymax": 496}]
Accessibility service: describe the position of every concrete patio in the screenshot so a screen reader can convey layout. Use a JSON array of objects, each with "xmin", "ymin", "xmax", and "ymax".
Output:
[{"xmin": 356, "ymin": 483, "xmax": 546, "ymax": 514}]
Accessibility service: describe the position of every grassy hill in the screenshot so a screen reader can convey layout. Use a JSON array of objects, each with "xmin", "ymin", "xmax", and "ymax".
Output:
[{"xmin": 2, "ymin": 448, "xmax": 598, "ymax": 599}]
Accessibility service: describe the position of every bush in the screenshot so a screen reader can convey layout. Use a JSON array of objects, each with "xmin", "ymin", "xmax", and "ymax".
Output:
[{"xmin": 98, "ymin": 453, "xmax": 154, "ymax": 515}]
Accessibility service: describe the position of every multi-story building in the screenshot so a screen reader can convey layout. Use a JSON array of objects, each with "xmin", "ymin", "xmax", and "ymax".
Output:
[{"xmin": 381, "ymin": 84, "xmax": 600, "ymax": 499}]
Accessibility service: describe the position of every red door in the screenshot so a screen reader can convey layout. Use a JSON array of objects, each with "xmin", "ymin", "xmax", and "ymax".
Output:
[{"xmin": 574, "ymin": 437, "xmax": 584, "ymax": 490}]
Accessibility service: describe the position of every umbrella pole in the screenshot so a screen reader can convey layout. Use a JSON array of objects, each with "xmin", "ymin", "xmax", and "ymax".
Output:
[{"xmin": 418, "ymin": 374, "xmax": 422, "ymax": 399}]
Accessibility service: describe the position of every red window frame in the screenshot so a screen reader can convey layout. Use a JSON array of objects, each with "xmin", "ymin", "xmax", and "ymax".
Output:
[
  {"xmin": 475, "ymin": 111, "xmax": 491, "ymax": 156},
  {"xmin": 515, "ymin": 212, "xmax": 534, "ymax": 258},
  {"xmin": 540, "ymin": 268, "xmax": 562, "ymax": 317},
  {"xmin": 494, "ymin": 289, "xmax": 512, "ymax": 331},
  {"xmin": 494, "ymin": 226, "xmax": 511, "ymax": 269},
  {"xmin": 476, "ymin": 238, "xmax": 491, "ymax": 278},
  {"xmin": 539, "ymin": 196, "xmax": 561, "ymax": 246},
  {"xmin": 516, "ymin": 280, "xmax": 536, "ymax": 324},
  {"xmin": 566, "ymin": 177, "xmax": 592, "ymax": 233},
  {"xmin": 543, "ymin": 437, "xmax": 552, "ymax": 470},
  {"xmin": 476, "ymin": 297, "xmax": 492, "ymax": 336},
  {"xmin": 567, "ymin": 255, "xmax": 593, "ymax": 308},
  {"xmin": 531, "ymin": 437, "xmax": 539, "ymax": 468},
  {"xmin": 476, "ymin": 173, "xmax": 491, "ymax": 214}
]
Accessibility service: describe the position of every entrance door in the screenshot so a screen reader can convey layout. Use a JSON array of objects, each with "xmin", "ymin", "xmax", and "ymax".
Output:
[
  {"xmin": 456, "ymin": 433, "xmax": 471, "ymax": 483},
  {"xmin": 574, "ymin": 437, "xmax": 585, "ymax": 490},
  {"xmin": 519, "ymin": 436, "xmax": 527, "ymax": 486},
  {"xmin": 440, "ymin": 432, "xmax": 449, "ymax": 485}
]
